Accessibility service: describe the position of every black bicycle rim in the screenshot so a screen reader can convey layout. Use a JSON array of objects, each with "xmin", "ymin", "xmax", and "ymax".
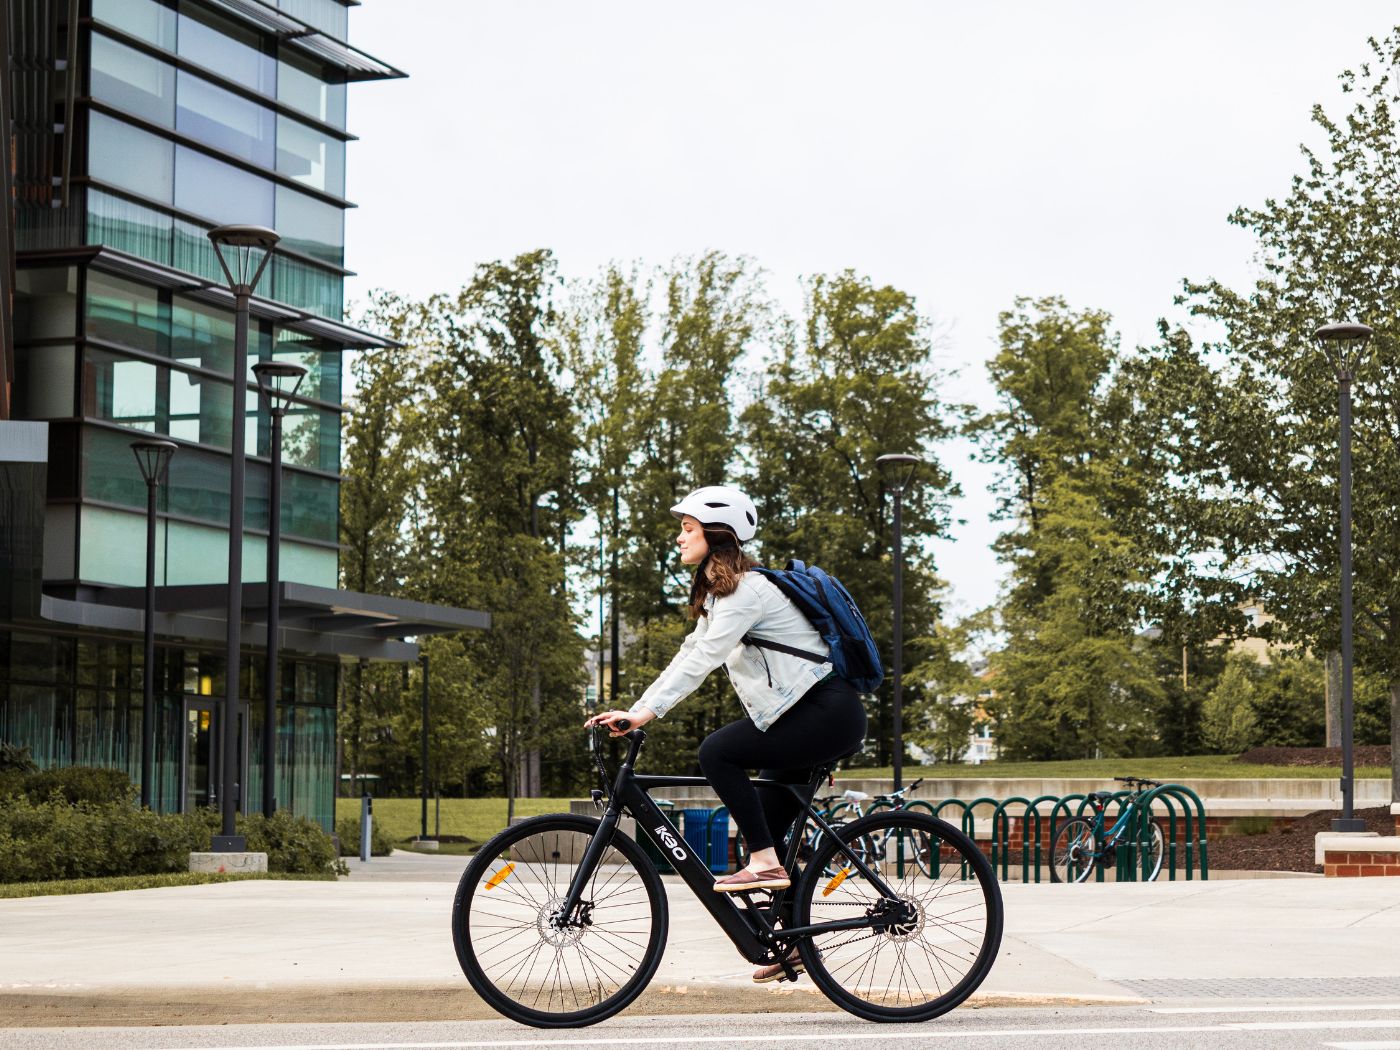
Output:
[
  {"xmin": 794, "ymin": 811, "xmax": 1004, "ymax": 1022},
  {"xmin": 451, "ymin": 814, "xmax": 668, "ymax": 1028}
]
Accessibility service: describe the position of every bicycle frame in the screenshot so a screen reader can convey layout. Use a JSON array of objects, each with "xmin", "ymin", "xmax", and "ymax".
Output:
[{"xmin": 557, "ymin": 730, "xmax": 903, "ymax": 966}]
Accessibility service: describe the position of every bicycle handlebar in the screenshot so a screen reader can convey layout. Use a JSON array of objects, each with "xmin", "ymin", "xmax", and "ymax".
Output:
[{"xmin": 1113, "ymin": 776, "xmax": 1162, "ymax": 788}]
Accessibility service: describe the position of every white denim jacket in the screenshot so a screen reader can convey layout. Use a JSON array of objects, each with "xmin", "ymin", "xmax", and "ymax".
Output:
[{"xmin": 629, "ymin": 571, "xmax": 834, "ymax": 731}]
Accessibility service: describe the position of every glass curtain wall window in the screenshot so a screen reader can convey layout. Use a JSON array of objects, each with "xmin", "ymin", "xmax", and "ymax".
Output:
[{"xmin": 90, "ymin": 33, "xmax": 349, "ymax": 199}]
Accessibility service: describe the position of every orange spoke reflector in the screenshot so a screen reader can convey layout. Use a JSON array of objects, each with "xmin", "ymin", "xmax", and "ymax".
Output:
[
  {"xmin": 822, "ymin": 867, "xmax": 852, "ymax": 897},
  {"xmin": 485, "ymin": 863, "xmax": 515, "ymax": 890}
]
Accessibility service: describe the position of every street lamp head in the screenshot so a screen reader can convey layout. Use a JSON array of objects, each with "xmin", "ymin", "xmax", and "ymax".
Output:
[
  {"xmin": 207, "ymin": 224, "xmax": 279, "ymax": 295},
  {"xmin": 876, "ymin": 453, "xmax": 922, "ymax": 493},
  {"xmin": 130, "ymin": 439, "xmax": 178, "ymax": 487},
  {"xmin": 1315, "ymin": 321, "xmax": 1374, "ymax": 381},
  {"xmin": 252, "ymin": 361, "xmax": 308, "ymax": 415}
]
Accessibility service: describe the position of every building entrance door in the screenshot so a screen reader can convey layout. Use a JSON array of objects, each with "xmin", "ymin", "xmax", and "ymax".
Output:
[{"xmin": 181, "ymin": 699, "xmax": 249, "ymax": 814}]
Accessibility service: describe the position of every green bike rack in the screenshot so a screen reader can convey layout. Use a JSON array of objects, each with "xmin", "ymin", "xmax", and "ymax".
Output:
[
  {"xmin": 907, "ymin": 784, "xmax": 1208, "ymax": 884},
  {"xmin": 1124, "ymin": 783, "xmax": 1208, "ymax": 881}
]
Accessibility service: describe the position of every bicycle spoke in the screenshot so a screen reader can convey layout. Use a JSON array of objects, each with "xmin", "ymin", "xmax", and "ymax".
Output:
[{"xmin": 460, "ymin": 821, "xmax": 663, "ymax": 1022}]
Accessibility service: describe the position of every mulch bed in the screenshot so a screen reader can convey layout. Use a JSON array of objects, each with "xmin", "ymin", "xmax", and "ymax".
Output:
[
  {"xmin": 1236, "ymin": 745, "xmax": 1391, "ymax": 767},
  {"xmin": 1207, "ymin": 747, "xmax": 1394, "ymax": 871},
  {"xmin": 1208, "ymin": 806, "xmax": 1394, "ymax": 872}
]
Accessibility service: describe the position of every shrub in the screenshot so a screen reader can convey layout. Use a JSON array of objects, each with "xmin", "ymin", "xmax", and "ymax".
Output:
[
  {"xmin": 335, "ymin": 817, "xmax": 394, "ymax": 857},
  {"xmin": 23, "ymin": 766, "xmax": 136, "ymax": 806},
  {"xmin": 0, "ymin": 793, "xmax": 344, "ymax": 882},
  {"xmin": 0, "ymin": 742, "xmax": 38, "ymax": 775},
  {"xmin": 0, "ymin": 769, "xmax": 23, "ymax": 799},
  {"xmin": 239, "ymin": 810, "xmax": 346, "ymax": 876}
]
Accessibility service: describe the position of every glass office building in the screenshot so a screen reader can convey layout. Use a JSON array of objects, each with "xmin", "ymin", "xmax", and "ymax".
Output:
[{"xmin": 0, "ymin": 0, "xmax": 483, "ymax": 829}]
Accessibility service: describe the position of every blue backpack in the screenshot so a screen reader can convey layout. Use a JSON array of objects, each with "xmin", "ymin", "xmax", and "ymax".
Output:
[{"xmin": 742, "ymin": 560, "xmax": 885, "ymax": 694}]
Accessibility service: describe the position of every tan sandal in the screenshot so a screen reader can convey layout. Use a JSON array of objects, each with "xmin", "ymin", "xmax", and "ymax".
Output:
[
  {"xmin": 753, "ymin": 950, "xmax": 804, "ymax": 983},
  {"xmin": 712, "ymin": 865, "xmax": 791, "ymax": 893}
]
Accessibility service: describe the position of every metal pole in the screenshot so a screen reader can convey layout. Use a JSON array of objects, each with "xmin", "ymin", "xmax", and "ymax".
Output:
[
  {"xmin": 1334, "ymin": 371, "xmax": 1362, "ymax": 832},
  {"xmin": 262, "ymin": 406, "xmax": 283, "ymax": 817},
  {"xmin": 218, "ymin": 288, "xmax": 250, "ymax": 850},
  {"xmin": 141, "ymin": 478, "xmax": 157, "ymax": 809},
  {"xmin": 892, "ymin": 486, "xmax": 904, "ymax": 791},
  {"xmin": 610, "ymin": 486, "xmax": 620, "ymax": 706},
  {"xmin": 420, "ymin": 653, "xmax": 430, "ymax": 841}
]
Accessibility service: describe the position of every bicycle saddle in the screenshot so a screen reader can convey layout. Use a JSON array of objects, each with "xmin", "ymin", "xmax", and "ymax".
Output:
[{"xmin": 1084, "ymin": 791, "xmax": 1114, "ymax": 804}]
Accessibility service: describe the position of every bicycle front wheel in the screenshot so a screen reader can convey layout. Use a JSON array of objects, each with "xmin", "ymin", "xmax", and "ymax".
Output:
[
  {"xmin": 451, "ymin": 813, "xmax": 668, "ymax": 1028},
  {"xmin": 793, "ymin": 810, "xmax": 1003, "ymax": 1022},
  {"xmin": 1049, "ymin": 817, "xmax": 1097, "ymax": 884}
]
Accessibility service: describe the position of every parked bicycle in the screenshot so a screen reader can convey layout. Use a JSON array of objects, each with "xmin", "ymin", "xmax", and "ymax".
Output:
[
  {"xmin": 452, "ymin": 723, "xmax": 1004, "ymax": 1027},
  {"xmin": 736, "ymin": 777, "xmax": 928, "ymax": 873},
  {"xmin": 1049, "ymin": 776, "xmax": 1166, "ymax": 883}
]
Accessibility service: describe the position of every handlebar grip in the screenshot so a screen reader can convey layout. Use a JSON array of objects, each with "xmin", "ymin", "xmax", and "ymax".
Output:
[{"xmin": 615, "ymin": 717, "xmax": 631, "ymax": 731}]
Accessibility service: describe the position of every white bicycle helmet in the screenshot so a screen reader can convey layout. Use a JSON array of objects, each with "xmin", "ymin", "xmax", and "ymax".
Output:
[{"xmin": 670, "ymin": 485, "xmax": 758, "ymax": 543}]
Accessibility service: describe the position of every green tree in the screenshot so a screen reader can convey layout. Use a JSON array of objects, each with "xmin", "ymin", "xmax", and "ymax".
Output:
[
  {"xmin": 409, "ymin": 251, "xmax": 587, "ymax": 812},
  {"xmin": 744, "ymin": 269, "xmax": 959, "ymax": 767},
  {"xmin": 338, "ymin": 292, "xmax": 421, "ymax": 795},
  {"xmin": 1200, "ymin": 654, "xmax": 1261, "ymax": 754},
  {"xmin": 1164, "ymin": 31, "xmax": 1400, "ymax": 797},
  {"xmin": 973, "ymin": 298, "xmax": 1167, "ymax": 758}
]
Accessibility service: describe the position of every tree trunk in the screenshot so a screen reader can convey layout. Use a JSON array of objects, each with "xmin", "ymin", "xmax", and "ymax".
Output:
[
  {"xmin": 1325, "ymin": 651, "xmax": 1342, "ymax": 748},
  {"xmin": 1391, "ymin": 680, "xmax": 1399, "ymax": 806}
]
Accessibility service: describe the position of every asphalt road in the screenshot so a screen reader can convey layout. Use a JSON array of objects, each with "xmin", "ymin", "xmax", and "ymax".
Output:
[{"xmin": 7, "ymin": 1003, "xmax": 1400, "ymax": 1050}]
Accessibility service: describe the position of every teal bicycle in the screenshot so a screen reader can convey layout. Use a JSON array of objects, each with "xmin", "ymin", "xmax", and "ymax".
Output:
[{"xmin": 1049, "ymin": 776, "xmax": 1165, "ymax": 883}]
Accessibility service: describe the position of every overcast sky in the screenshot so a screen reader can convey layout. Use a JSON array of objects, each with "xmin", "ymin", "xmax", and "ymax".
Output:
[{"xmin": 340, "ymin": 2, "xmax": 1397, "ymax": 621}]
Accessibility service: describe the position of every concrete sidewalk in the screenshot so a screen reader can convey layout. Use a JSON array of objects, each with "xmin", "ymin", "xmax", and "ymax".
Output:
[{"xmin": 1, "ymin": 850, "xmax": 1398, "ymax": 1025}]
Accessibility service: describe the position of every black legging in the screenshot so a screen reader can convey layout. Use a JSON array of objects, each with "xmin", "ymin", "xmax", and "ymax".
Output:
[{"xmin": 697, "ymin": 676, "xmax": 866, "ymax": 855}]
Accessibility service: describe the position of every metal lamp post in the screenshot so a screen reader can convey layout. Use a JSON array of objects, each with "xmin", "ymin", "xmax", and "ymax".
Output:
[
  {"xmin": 132, "ymin": 439, "xmax": 177, "ymax": 810},
  {"xmin": 251, "ymin": 359, "xmax": 305, "ymax": 817},
  {"xmin": 208, "ymin": 224, "xmax": 279, "ymax": 850},
  {"xmin": 1316, "ymin": 321, "xmax": 1373, "ymax": 834},
  {"xmin": 876, "ymin": 453, "xmax": 921, "ymax": 790}
]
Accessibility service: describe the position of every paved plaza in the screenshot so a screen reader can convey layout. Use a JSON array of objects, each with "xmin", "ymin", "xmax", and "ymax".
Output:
[{"xmin": 1, "ymin": 850, "xmax": 1398, "ymax": 1026}]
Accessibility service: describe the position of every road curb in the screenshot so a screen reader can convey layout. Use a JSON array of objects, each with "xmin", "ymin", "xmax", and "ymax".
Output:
[{"xmin": 0, "ymin": 983, "xmax": 1144, "ymax": 1028}]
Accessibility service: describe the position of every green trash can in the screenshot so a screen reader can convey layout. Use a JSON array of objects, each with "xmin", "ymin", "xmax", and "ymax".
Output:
[{"xmin": 638, "ymin": 798, "xmax": 676, "ymax": 873}]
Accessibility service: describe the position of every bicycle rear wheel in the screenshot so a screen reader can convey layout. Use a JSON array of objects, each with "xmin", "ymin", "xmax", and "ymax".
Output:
[
  {"xmin": 793, "ymin": 810, "xmax": 1003, "ymax": 1022},
  {"xmin": 451, "ymin": 813, "xmax": 667, "ymax": 1028}
]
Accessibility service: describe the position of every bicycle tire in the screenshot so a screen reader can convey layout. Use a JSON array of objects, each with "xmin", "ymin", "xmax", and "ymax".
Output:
[
  {"xmin": 451, "ymin": 813, "xmax": 668, "ymax": 1028},
  {"xmin": 1049, "ymin": 817, "xmax": 1097, "ymax": 884},
  {"xmin": 1138, "ymin": 821, "xmax": 1165, "ymax": 881},
  {"xmin": 793, "ymin": 810, "xmax": 1004, "ymax": 1022}
]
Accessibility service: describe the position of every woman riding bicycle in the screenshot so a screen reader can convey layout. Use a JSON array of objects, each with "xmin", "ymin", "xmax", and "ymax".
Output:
[{"xmin": 586, "ymin": 485, "xmax": 867, "ymax": 976}]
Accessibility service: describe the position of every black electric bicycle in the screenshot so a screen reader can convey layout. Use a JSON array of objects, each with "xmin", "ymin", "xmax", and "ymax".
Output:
[{"xmin": 451, "ymin": 722, "xmax": 1003, "ymax": 1028}]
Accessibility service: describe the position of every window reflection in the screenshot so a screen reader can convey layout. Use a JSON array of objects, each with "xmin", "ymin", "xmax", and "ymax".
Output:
[
  {"xmin": 175, "ymin": 147, "xmax": 275, "ymax": 228},
  {"xmin": 278, "ymin": 52, "xmax": 346, "ymax": 129},
  {"xmin": 276, "ymin": 116, "xmax": 345, "ymax": 196},
  {"xmin": 85, "ymin": 350, "xmax": 159, "ymax": 432},
  {"xmin": 93, "ymin": 0, "xmax": 177, "ymax": 50},
  {"xmin": 89, "ymin": 113, "xmax": 174, "ymax": 203},
  {"xmin": 177, "ymin": 3, "xmax": 275, "ymax": 96},
  {"xmin": 92, "ymin": 34, "xmax": 176, "ymax": 125},
  {"xmin": 87, "ymin": 271, "xmax": 166, "ymax": 355},
  {"xmin": 176, "ymin": 75, "xmax": 275, "ymax": 167}
]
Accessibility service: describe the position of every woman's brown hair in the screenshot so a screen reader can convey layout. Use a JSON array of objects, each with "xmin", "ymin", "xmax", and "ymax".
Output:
[{"xmin": 688, "ymin": 527, "xmax": 759, "ymax": 619}]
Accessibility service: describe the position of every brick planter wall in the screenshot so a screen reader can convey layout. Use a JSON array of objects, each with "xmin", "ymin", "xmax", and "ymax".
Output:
[{"xmin": 1323, "ymin": 850, "xmax": 1400, "ymax": 877}]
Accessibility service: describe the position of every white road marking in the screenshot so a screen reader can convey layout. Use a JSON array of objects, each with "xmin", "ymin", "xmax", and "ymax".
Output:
[
  {"xmin": 1232, "ymin": 1020, "xmax": 1400, "ymax": 1031},
  {"xmin": 144, "ymin": 1017, "xmax": 1400, "ymax": 1050},
  {"xmin": 1155, "ymin": 1004, "xmax": 1400, "ymax": 1015}
]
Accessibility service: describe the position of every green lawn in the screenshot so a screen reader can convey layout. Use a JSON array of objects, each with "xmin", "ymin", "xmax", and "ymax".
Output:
[
  {"xmin": 843, "ymin": 755, "xmax": 1392, "ymax": 780},
  {"xmin": 0, "ymin": 871, "xmax": 334, "ymax": 899},
  {"xmin": 335, "ymin": 796, "xmax": 576, "ymax": 851}
]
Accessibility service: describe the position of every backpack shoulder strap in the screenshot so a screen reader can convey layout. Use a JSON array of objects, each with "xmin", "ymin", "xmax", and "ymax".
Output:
[{"xmin": 741, "ymin": 634, "xmax": 828, "ymax": 664}]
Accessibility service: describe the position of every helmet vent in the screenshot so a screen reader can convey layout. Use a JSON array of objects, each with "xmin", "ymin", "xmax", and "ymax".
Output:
[
  {"xmin": 704, "ymin": 501, "xmax": 728, "ymax": 508},
  {"xmin": 746, "ymin": 511, "xmax": 755, "ymax": 525}
]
